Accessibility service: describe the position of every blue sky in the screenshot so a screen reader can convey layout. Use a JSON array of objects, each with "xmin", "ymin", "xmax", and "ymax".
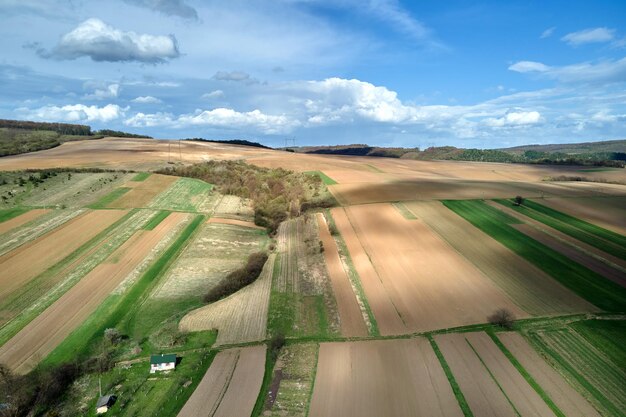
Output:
[{"xmin": 1, "ymin": 0, "xmax": 625, "ymax": 148}]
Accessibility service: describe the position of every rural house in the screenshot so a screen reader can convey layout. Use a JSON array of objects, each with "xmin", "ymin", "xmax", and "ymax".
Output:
[
  {"xmin": 95, "ymin": 395, "xmax": 116, "ymax": 414},
  {"xmin": 150, "ymin": 353, "xmax": 177, "ymax": 373}
]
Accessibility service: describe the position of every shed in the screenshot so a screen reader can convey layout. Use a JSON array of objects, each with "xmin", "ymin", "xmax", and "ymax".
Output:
[
  {"xmin": 150, "ymin": 353, "xmax": 177, "ymax": 373},
  {"xmin": 96, "ymin": 395, "xmax": 116, "ymax": 414}
]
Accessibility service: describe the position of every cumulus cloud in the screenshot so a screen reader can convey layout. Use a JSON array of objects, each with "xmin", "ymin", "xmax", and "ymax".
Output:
[
  {"xmin": 201, "ymin": 90, "xmax": 224, "ymax": 99},
  {"xmin": 84, "ymin": 83, "xmax": 120, "ymax": 100},
  {"xmin": 123, "ymin": 0, "xmax": 198, "ymax": 20},
  {"xmin": 484, "ymin": 111, "xmax": 542, "ymax": 127},
  {"xmin": 131, "ymin": 95, "xmax": 162, "ymax": 103},
  {"xmin": 509, "ymin": 57, "xmax": 626, "ymax": 84},
  {"xmin": 125, "ymin": 108, "xmax": 298, "ymax": 134},
  {"xmin": 38, "ymin": 18, "xmax": 180, "ymax": 63},
  {"xmin": 561, "ymin": 27, "xmax": 615, "ymax": 46},
  {"xmin": 17, "ymin": 103, "xmax": 125, "ymax": 122}
]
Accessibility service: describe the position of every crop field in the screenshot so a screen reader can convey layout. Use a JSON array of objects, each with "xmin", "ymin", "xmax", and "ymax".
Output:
[
  {"xmin": 540, "ymin": 196, "xmax": 626, "ymax": 235},
  {"xmin": 0, "ymin": 208, "xmax": 49, "ymax": 234},
  {"xmin": 405, "ymin": 201, "xmax": 596, "ymax": 315},
  {"xmin": 268, "ymin": 215, "xmax": 340, "ymax": 338},
  {"xmin": 434, "ymin": 332, "xmax": 556, "ymax": 417},
  {"xmin": 213, "ymin": 194, "xmax": 255, "ymax": 221},
  {"xmin": 308, "ymin": 338, "xmax": 463, "ymax": 417},
  {"xmin": 179, "ymin": 254, "xmax": 275, "ymax": 345},
  {"xmin": 178, "ymin": 345, "xmax": 266, "ymax": 417},
  {"xmin": 338, "ymin": 203, "xmax": 526, "ymax": 334},
  {"xmin": 107, "ymin": 173, "xmax": 178, "ymax": 208},
  {"xmin": 148, "ymin": 177, "xmax": 218, "ymax": 213}
]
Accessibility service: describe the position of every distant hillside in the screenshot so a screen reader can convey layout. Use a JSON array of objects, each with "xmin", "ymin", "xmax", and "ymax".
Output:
[
  {"xmin": 289, "ymin": 140, "xmax": 625, "ymax": 168},
  {"xmin": 186, "ymin": 138, "xmax": 271, "ymax": 149},
  {"xmin": 0, "ymin": 119, "xmax": 151, "ymax": 157}
]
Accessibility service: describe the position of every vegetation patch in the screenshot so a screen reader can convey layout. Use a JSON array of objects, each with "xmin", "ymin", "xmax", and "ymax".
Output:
[
  {"xmin": 89, "ymin": 187, "xmax": 131, "ymax": 209},
  {"xmin": 0, "ymin": 207, "xmax": 29, "ymax": 223},
  {"xmin": 391, "ymin": 202, "xmax": 417, "ymax": 220},
  {"xmin": 131, "ymin": 172, "xmax": 151, "ymax": 181},
  {"xmin": 142, "ymin": 210, "xmax": 170, "ymax": 230},
  {"xmin": 148, "ymin": 177, "xmax": 217, "ymax": 213},
  {"xmin": 443, "ymin": 199, "xmax": 626, "ymax": 312},
  {"xmin": 305, "ymin": 170, "xmax": 338, "ymax": 185},
  {"xmin": 203, "ymin": 251, "xmax": 269, "ymax": 303}
]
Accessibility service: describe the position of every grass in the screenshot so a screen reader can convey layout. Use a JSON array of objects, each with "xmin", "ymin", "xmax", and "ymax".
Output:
[
  {"xmin": 487, "ymin": 331, "xmax": 565, "ymax": 417},
  {"xmin": 429, "ymin": 336, "xmax": 474, "ymax": 417},
  {"xmin": 88, "ymin": 187, "xmax": 131, "ymax": 209},
  {"xmin": 148, "ymin": 177, "xmax": 215, "ymax": 212},
  {"xmin": 392, "ymin": 202, "xmax": 417, "ymax": 219},
  {"xmin": 42, "ymin": 215, "xmax": 205, "ymax": 366},
  {"xmin": 251, "ymin": 344, "xmax": 276, "ymax": 417},
  {"xmin": 131, "ymin": 172, "xmax": 151, "ymax": 181},
  {"xmin": 495, "ymin": 198, "xmax": 626, "ymax": 259},
  {"xmin": 0, "ymin": 207, "xmax": 29, "ymax": 223},
  {"xmin": 305, "ymin": 170, "xmax": 338, "ymax": 185},
  {"xmin": 569, "ymin": 319, "xmax": 626, "ymax": 367},
  {"xmin": 143, "ymin": 210, "xmax": 170, "ymax": 230},
  {"xmin": 443, "ymin": 199, "xmax": 626, "ymax": 312}
]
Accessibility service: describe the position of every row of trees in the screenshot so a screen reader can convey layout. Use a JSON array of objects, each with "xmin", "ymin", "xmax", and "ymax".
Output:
[{"xmin": 0, "ymin": 119, "xmax": 91, "ymax": 135}]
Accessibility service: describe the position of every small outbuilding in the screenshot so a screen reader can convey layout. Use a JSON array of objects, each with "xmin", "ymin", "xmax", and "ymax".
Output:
[
  {"xmin": 150, "ymin": 353, "xmax": 177, "ymax": 373},
  {"xmin": 96, "ymin": 394, "xmax": 117, "ymax": 414}
]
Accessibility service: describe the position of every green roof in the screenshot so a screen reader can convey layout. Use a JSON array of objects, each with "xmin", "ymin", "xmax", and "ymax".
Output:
[{"xmin": 150, "ymin": 353, "xmax": 176, "ymax": 365}]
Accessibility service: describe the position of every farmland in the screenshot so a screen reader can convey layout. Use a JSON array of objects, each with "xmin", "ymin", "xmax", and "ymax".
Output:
[{"xmin": 0, "ymin": 137, "xmax": 624, "ymax": 417}]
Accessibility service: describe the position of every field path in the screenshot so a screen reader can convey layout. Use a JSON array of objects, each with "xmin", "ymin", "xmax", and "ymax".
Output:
[
  {"xmin": 0, "ymin": 209, "xmax": 127, "ymax": 304},
  {"xmin": 498, "ymin": 332, "xmax": 601, "ymax": 417},
  {"xmin": 178, "ymin": 345, "xmax": 266, "ymax": 417},
  {"xmin": 308, "ymin": 338, "xmax": 463, "ymax": 417},
  {"xmin": 0, "ymin": 212, "xmax": 188, "ymax": 374},
  {"xmin": 406, "ymin": 201, "xmax": 597, "ymax": 315},
  {"xmin": 179, "ymin": 254, "xmax": 275, "ymax": 345},
  {"xmin": 316, "ymin": 213, "xmax": 368, "ymax": 337},
  {"xmin": 330, "ymin": 207, "xmax": 405, "ymax": 335},
  {"xmin": 0, "ymin": 209, "xmax": 50, "ymax": 234}
]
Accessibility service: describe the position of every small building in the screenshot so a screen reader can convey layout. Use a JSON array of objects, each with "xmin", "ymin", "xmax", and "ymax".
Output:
[
  {"xmin": 150, "ymin": 353, "xmax": 177, "ymax": 373},
  {"xmin": 96, "ymin": 395, "xmax": 116, "ymax": 414}
]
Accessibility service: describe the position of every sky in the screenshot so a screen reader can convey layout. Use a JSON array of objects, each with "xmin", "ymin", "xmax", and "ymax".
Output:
[{"xmin": 1, "ymin": 0, "xmax": 625, "ymax": 148}]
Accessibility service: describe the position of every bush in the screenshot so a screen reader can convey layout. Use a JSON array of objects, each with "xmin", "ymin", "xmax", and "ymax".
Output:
[
  {"xmin": 488, "ymin": 308, "xmax": 515, "ymax": 329},
  {"xmin": 269, "ymin": 332, "xmax": 286, "ymax": 361},
  {"xmin": 203, "ymin": 252, "xmax": 269, "ymax": 303},
  {"xmin": 513, "ymin": 195, "xmax": 524, "ymax": 206},
  {"xmin": 104, "ymin": 328, "xmax": 121, "ymax": 345}
]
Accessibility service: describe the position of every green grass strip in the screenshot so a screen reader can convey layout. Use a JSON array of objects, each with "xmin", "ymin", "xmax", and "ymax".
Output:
[
  {"xmin": 569, "ymin": 319, "xmax": 626, "ymax": 368},
  {"xmin": 428, "ymin": 336, "xmax": 474, "ymax": 417},
  {"xmin": 304, "ymin": 343, "xmax": 320, "ymax": 417},
  {"xmin": 131, "ymin": 172, "xmax": 151, "ymax": 181},
  {"xmin": 443, "ymin": 200, "xmax": 626, "ymax": 312},
  {"xmin": 42, "ymin": 215, "xmax": 205, "ymax": 366},
  {"xmin": 487, "ymin": 331, "xmax": 566, "ymax": 417},
  {"xmin": 143, "ymin": 210, "xmax": 170, "ymax": 230},
  {"xmin": 392, "ymin": 202, "xmax": 417, "ymax": 219},
  {"xmin": 0, "ymin": 207, "xmax": 29, "ymax": 223},
  {"xmin": 88, "ymin": 187, "xmax": 131, "ymax": 209},
  {"xmin": 305, "ymin": 170, "xmax": 338, "ymax": 185},
  {"xmin": 251, "ymin": 344, "xmax": 278, "ymax": 417},
  {"xmin": 495, "ymin": 198, "xmax": 626, "ymax": 259}
]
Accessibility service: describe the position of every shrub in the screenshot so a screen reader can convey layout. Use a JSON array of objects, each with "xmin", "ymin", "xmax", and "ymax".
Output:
[
  {"xmin": 104, "ymin": 328, "xmax": 122, "ymax": 344},
  {"xmin": 203, "ymin": 251, "xmax": 269, "ymax": 303},
  {"xmin": 513, "ymin": 195, "xmax": 524, "ymax": 206},
  {"xmin": 488, "ymin": 308, "xmax": 515, "ymax": 329},
  {"xmin": 269, "ymin": 332, "xmax": 286, "ymax": 361}
]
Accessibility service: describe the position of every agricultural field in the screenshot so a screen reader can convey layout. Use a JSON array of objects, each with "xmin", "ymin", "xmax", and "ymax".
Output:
[
  {"xmin": 212, "ymin": 194, "xmax": 255, "ymax": 221},
  {"xmin": 148, "ymin": 177, "xmax": 218, "ymax": 213},
  {"xmin": 540, "ymin": 196, "xmax": 626, "ymax": 235}
]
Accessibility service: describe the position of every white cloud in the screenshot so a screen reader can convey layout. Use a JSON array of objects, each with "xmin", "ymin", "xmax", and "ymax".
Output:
[
  {"xmin": 131, "ymin": 95, "xmax": 162, "ymax": 103},
  {"xmin": 540, "ymin": 27, "xmax": 555, "ymax": 39},
  {"xmin": 17, "ymin": 103, "xmax": 125, "ymax": 122},
  {"xmin": 39, "ymin": 18, "xmax": 180, "ymax": 63},
  {"xmin": 201, "ymin": 90, "xmax": 224, "ymax": 99},
  {"xmin": 84, "ymin": 83, "xmax": 120, "ymax": 100},
  {"xmin": 508, "ymin": 61, "xmax": 550, "ymax": 73},
  {"xmin": 123, "ymin": 0, "xmax": 198, "ymax": 20},
  {"xmin": 212, "ymin": 71, "xmax": 254, "ymax": 83},
  {"xmin": 561, "ymin": 27, "xmax": 615, "ymax": 46},
  {"xmin": 125, "ymin": 108, "xmax": 299, "ymax": 134},
  {"xmin": 484, "ymin": 111, "xmax": 542, "ymax": 127}
]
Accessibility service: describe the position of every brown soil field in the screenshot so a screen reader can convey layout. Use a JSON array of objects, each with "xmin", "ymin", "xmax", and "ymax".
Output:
[
  {"xmin": 540, "ymin": 196, "xmax": 626, "ymax": 235},
  {"xmin": 514, "ymin": 224, "xmax": 626, "ymax": 287},
  {"xmin": 498, "ymin": 332, "xmax": 601, "ymax": 417},
  {"xmin": 308, "ymin": 338, "xmax": 463, "ymax": 417},
  {"xmin": 342, "ymin": 203, "xmax": 526, "ymax": 333},
  {"xmin": 489, "ymin": 201, "xmax": 626, "ymax": 270},
  {"xmin": 206, "ymin": 217, "xmax": 265, "ymax": 230},
  {"xmin": 316, "ymin": 213, "xmax": 368, "ymax": 337},
  {"xmin": 0, "ymin": 209, "xmax": 49, "ymax": 234},
  {"xmin": 435, "ymin": 332, "xmax": 555, "ymax": 417},
  {"xmin": 0, "ymin": 212, "xmax": 188, "ymax": 374},
  {"xmin": 108, "ymin": 174, "xmax": 178, "ymax": 208},
  {"xmin": 330, "ymin": 207, "xmax": 405, "ymax": 335},
  {"xmin": 179, "ymin": 254, "xmax": 275, "ymax": 345},
  {"xmin": 405, "ymin": 201, "xmax": 597, "ymax": 315},
  {"xmin": 0, "ymin": 209, "xmax": 127, "ymax": 305},
  {"xmin": 178, "ymin": 345, "xmax": 266, "ymax": 417}
]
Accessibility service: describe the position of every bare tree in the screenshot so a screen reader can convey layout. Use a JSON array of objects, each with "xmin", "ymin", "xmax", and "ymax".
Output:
[{"xmin": 488, "ymin": 308, "xmax": 515, "ymax": 329}]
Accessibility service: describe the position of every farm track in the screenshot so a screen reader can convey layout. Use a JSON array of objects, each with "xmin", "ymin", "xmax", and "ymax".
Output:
[
  {"xmin": 178, "ymin": 345, "xmax": 266, "ymax": 417},
  {"xmin": 308, "ymin": 338, "xmax": 463, "ymax": 417},
  {"xmin": 0, "ymin": 212, "xmax": 189, "ymax": 374},
  {"xmin": 316, "ymin": 213, "xmax": 368, "ymax": 337},
  {"xmin": 179, "ymin": 254, "xmax": 275, "ymax": 345},
  {"xmin": 406, "ymin": 201, "xmax": 598, "ymax": 315},
  {"xmin": 498, "ymin": 332, "xmax": 601, "ymax": 417},
  {"xmin": 0, "ymin": 208, "xmax": 49, "ymax": 234},
  {"xmin": 0, "ymin": 209, "xmax": 127, "ymax": 304}
]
